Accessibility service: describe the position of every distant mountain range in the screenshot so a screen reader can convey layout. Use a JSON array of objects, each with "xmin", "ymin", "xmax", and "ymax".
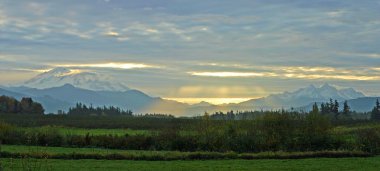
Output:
[
  {"xmin": 1, "ymin": 84, "xmax": 188, "ymax": 115},
  {"xmin": 1, "ymin": 68, "xmax": 379, "ymax": 115},
  {"xmin": 238, "ymin": 84, "xmax": 365, "ymax": 110}
]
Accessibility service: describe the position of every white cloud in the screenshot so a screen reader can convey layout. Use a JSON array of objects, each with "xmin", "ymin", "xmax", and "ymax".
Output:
[
  {"xmin": 104, "ymin": 31, "xmax": 119, "ymax": 37},
  {"xmin": 27, "ymin": 2, "xmax": 47, "ymax": 16},
  {"xmin": 56, "ymin": 62, "xmax": 160, "ymax": 70},
  {"xmin": 326, "ymin": 10, "xmax": 346, "ymax": 18},
  {"xmin": 189, "ymin": 66, "xmax": 380, "ymax": 81},
  {"xmin": 116, "ymin": 36, "xmax": 130, "ymax": 41},
  {"xmin": 63, "ymin": 29, "xmax": 92, "ymax": 39},
  {"xmin": 0, "ymin": 8, "xmax": 7, "ymax": 26},
  {"xmin": 122, "ymin": 22, "xmax": 160, "ymax": 35},
  {"xmin": 145, "ymin": 28, "xmax": 159, "ymax": 33},
  {"xmin": 23, "ymin": 34, "xmax": 45, "ymax": 40},
  {"xmin": 340, "ymin": 52, "xmax": 380, "ymax": 59},
  {"xmin": 188, "ymin": 71, "xmax": 275, "ymax": 77}
]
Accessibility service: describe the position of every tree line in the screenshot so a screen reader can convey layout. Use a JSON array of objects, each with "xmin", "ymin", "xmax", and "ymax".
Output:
[
  {"xmin": 67, "ymin": 103, "xmax": 133, "ymax": 116},
  {"xmin": 209, "ymin": 99, "xmax": 380, "ymax": 121},
  {"xmin": 0, "ymin": 96, "xmax": 44, "ymax": 115}
]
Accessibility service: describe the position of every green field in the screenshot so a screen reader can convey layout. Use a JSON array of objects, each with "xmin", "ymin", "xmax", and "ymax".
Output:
[
  {"xmin": 333, "ymin": 123, "xmax": 380, "ymax": 133},
  {"xmin": 16, "ymin": 126, "xmax": 196, "ymax": 136},
  {"xmin": 0, "ymin": 145, "xmax": 371, "ymax": 161},
  {"xmin": 1, "ymin": 114, "xmax": 380, "ymax": 170},
  {"xmin": 1, "ymin": 156, "xmax": 380, "ymax": 171},
  {"xmin": 1, "ymin": 145, "xmax": 175, "ymax": 156},
  {"xmin": 19, "ymin": 126, "xmax": 152, "ymax": 136}
]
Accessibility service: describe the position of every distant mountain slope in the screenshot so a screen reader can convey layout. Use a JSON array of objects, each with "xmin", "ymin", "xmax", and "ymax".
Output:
[
  {"xmin": 3, "ymin": 84, "xmax": 190, "ymax": 115},
  {"xmin": 0, "ymin": 88, "xmax": 26, "ymax": 99},
  {"xmin": 24, "ymin": 67, "xmax": 130, "ymax": 91},
  {"xmin": 238, "ymin": 84, "xmax": 365, "ymax": 109},
  {"xmin": 347, "ymin": 97, "xmax": 380, "ymax": 112},
  {"xmin": 0, "ymin": 87, "xmax": 71, "ymax": 113},
  {"xmin": 0, "ymin": 83, "xmax": 372, "ymax": 115}
]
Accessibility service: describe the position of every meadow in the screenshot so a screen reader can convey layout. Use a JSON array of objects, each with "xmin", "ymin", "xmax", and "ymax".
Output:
[
  {"xmin": 1, "ymin": 157, "xmax": 380, "ymax": 171},
  {"xmin": 0, "ymin": 145, "xmax": 371, "ymax": 161},
  {"xmin": 19, "ymin": 126, "xmax": 153, "ymax": 136}
]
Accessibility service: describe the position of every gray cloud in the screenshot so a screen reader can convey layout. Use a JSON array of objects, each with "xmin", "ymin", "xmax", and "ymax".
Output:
[{"xmin": 0, "ymin": 0, "xmax": 380, "ymax": 98}]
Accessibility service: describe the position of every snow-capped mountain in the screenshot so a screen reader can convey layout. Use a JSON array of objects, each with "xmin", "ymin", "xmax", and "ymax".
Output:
[
  {"xmin": 278, "ymin": 84, "xmax": 365, "ymax": 101},
  {"xmin": 23, "ymin": 67, "xmax": 130, "ymax": 91},
  {"xmin": 239, "ymin": 84, "xmax": 365, "ymax": 109},
  {"xmin": 0, "ymin": 82, "xmax": 373, "ymax": 115}
]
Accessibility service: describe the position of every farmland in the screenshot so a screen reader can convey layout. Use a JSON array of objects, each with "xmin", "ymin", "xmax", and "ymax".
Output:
[
  {"xmin": 1, "ymin": 157, "xmax": 380, "ymax": 171},
  {"xmin": 19, "ymin": 126, "xmax": 152, "ymax": 136},
  {"xmin": 1, "ymin": 113, "xmax": 380, "ymax": 170}
]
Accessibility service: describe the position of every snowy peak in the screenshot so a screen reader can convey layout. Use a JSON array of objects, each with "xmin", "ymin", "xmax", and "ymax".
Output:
[
  {"xmin": 240, "ymin": 83, "xmax": 366, "ymax": 109},
  {"xmin": 337, "ymin": 88, "xmax": 365, "ymax": 99},
  {"xmin": 45, "ymin": 67, "xmax": 71, "ymax": 75},
  {"xmin": 273, "ymin": 83, "xmax": 365, "ymax": 101},
  {"xmin": 23, "ymin": 67, "xmax": 130, "ymax": 92},
  {"xmin": 192, "ymin": 101, "xmax": 215, "ymax": 107},
  {"xmin": 318, "ymin": 83, "xmax": 365, "ymax": 99}
]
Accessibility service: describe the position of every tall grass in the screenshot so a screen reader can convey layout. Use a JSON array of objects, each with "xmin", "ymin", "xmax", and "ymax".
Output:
[{"xmin": 0, "ymin": 150, "xmax": 372, "ymax": 161}]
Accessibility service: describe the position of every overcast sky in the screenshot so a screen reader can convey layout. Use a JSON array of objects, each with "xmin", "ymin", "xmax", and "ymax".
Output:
[{"xmin": 1, "ymin": 0, "xmax": 380, "ymax": 102}]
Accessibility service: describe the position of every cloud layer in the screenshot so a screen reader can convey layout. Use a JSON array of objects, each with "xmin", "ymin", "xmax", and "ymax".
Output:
[{"xmin": 1, "ymin": 0, "xmax": 380, "ymax": 99}]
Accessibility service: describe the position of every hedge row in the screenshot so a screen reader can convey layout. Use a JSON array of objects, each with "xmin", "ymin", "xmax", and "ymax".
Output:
[{"xmin": 0, "ymin": 151, "xmax": 372, "ymax": 161}]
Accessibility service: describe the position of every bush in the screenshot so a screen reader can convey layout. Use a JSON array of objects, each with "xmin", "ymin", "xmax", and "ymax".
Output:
[{"xmin": 356, "ymin": 128, "xmax": 380, "ymax": 154}]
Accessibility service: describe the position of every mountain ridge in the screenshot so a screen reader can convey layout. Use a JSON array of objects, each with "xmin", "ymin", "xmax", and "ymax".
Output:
[
  {"xmin": 0, "ymin": 83, "xmax": 373, "ymax": 116},
  {"xmin": 238, "ymin": 83, "xmax": 365, "ymax": 110},
  {"xmin": 0, "ymin": 68, "xmax": 372, "ymax": 115}
]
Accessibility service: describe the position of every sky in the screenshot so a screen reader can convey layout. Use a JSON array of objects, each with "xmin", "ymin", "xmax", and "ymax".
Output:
[{"xmin": 1, "ymin": 0, "xmax": 380, "ymax": 104}]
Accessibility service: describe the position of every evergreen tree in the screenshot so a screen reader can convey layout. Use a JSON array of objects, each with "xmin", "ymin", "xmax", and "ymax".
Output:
[
  {"xmin": 333, "ymin": 100, "xmax": 339, "ymax": 119},
  {"xmin": 312, "ymin": 102, "xmax": 319, "ymax": 114},
  {"xmin": 343, "ymin": 100, "xmax": 350, "ymax": 115},
  {"xmin": 333, "ymin": 100, "xmax": 339, "ymax": 114},
  {"xmin": 320, "ymin": 103, "xmax": 327, "ymax": 114},
  {"xmin": 67, "ymin": 103, "xmax": 133, "ymax": 116},
  {"xmin": 329, "ymin": 98, "xmax": 334, "ymax": 113},
  {"xmin": 371, "ymin": 99, "xmax": 380, "ymax": 121}
]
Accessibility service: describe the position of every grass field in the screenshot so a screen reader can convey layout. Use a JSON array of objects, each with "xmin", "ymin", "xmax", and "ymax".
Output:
[
  {"xmin": 0, "ymin": 145, "xmax": 371, "ymax": 161},
  {"xmin": 0, "ymin": 145, "xmax": 174, "ymax": 156},
  {"xmin": 1, "ymin": 156, "xmax": 380, "ymax": 171},
  {"xmin": 18, "ymin": 126, "xmax": 153, "ymax": 136},
  {"xmin": 333, "ymin": 123, "xmax": 380, "ymax": 133},
  {"xmin": 1, "ymin": 117, "xmax": 379, "ymax": 170}
]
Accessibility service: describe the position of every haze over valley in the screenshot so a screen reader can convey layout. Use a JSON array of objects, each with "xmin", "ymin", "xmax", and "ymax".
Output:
[{"xmin": 0, "ymin": 67, "xmax": 377, "ymax": 115}]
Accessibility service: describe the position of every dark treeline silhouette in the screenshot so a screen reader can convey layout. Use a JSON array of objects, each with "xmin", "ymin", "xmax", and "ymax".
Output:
[
  {"xmin": 0, "ymin": 96, "xmax": 44, "ymax": 115},
  {"xmin": 209, "ymin": 99, "xmax": 380, "ymax": 121},
  {"xmin": 210, "ymin": 110, "xmax": 271, "ymax": 120},
  {"xmin": 372, "ymin": 99, "xmax": 380, "ymax": 120},
  {"xmin": 320, "ymin": 99, "xmax": 342, "ymax": 119},
  {"xmin": 137, "ymin": 113, "xmax": 175, "ymax": 118},
  {"xmin": 67, "ymin": 103, "xmax": 133, "ymax": 116},
  {"xmin": 0, "ymin": 113, "xmax": 198, "ymax": 129}
]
